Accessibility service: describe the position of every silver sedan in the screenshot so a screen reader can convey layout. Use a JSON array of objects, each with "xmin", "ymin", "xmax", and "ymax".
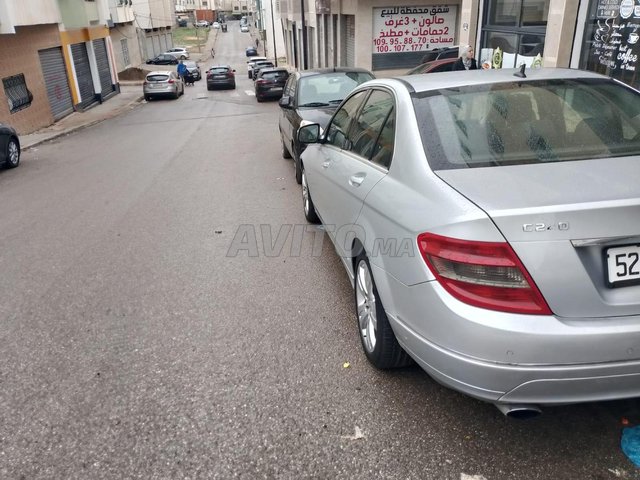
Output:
[{"xmin": 298, "ymin": 67, "xmax": 640, "ymax": 418}]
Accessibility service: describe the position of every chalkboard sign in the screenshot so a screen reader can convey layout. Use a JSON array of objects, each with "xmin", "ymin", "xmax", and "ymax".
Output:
[{"xmin": 580, "ymin": 0, "xmax": 640, "ymax": 86}]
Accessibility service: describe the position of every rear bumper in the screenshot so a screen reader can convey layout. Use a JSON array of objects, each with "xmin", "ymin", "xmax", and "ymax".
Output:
[{"xmin": 372, "ymin": 263, "xmax": 640, "ymax": 404}]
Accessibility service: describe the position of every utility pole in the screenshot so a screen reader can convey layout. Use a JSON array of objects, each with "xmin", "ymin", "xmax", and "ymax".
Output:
[
  {"xmin": 300, "ymin": 0, "xmax": 308, "ymax": 69},
  {"xmin": 270, "ymin": 0, "xmax": 278, "ymax": 66}
]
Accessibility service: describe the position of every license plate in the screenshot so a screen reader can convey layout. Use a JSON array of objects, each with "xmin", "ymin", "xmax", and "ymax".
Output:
[
  {"xmin": 270, "ymin": 87, "xmax": 282, "ymax": 92},
  {"xmin": 606, "ymin": 244, "xmax": 640, "ymax": 287},
  {"xmin": 214, "ymin": 75, "xmax": 226, "ymax": 79}
]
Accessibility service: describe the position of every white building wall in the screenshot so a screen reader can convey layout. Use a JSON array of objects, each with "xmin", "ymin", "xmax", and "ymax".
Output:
[{"xmin": 0, "ymin": 0, "xmax": 61, "ymax": 34}]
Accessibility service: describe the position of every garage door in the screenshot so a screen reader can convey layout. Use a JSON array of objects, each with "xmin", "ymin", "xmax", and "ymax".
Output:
[
  {"xmin": 38, "ymin": 47, "xmax": 74, "ymax": 120},
  {"xmin": 345, "ymin": 15, "xmax": 355, "ymax": 67},
  {"xmin": 93, "ymin": 38, "xmax": 115, "ymax": 99},
  {"xmin": 71, "ymin": 42, "xmax": 97, "ymax": 109}
]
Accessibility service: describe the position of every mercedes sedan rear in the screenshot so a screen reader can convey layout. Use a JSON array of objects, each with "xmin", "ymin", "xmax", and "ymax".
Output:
[{"xmin": 297, "ymin": 68, "xmax": 640, "ymax": 417}]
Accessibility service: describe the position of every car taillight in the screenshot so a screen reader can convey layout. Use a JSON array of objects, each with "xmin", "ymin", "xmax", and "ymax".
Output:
[
  {"xmin": 417, "ymin": 233, "xmax": 552, "ymax": 315},
  {"xmin": 256, "ymin": 79, "xmax": 267, "ymax": 85},
  {"xmin": 229, "ymin": 71, "xmax": 235, "ymax": 77},
  {"xmin": 143, "ymin": 81, "xmax": 148, "ymax": 85},
  {"xmin": 168, "ymin": 79, "xmax": 175, "ymax": 84}
]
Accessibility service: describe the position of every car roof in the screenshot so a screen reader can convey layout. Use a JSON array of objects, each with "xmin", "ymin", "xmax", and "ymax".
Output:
[
  {"xmin": 381, "ymin": 67, "xmax": 608, "ymax": 93},
  {"xmin": 297, "ymin": 67, "xmax": 373, "ymax": 78}
]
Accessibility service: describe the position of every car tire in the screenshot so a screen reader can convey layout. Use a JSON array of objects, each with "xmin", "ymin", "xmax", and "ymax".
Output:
[
  {"xmin": 4, "ymin": 137, "xmax": 20, "ymax": 169},
  {"xmin": 144, "ymin": 95, "xmax": 151, "ymax": 101},
  {"xmin": 256, "ymin": 94, "xmax": 263, "ymax": 103},
  {"xmin": 174, "ymin": 87, "xmax": 179, "ymax": 99},
  {"xmin": 294, "ymin": 154, "xmax": 302, "ymax": 185},
  {"xmin": 301, "ymin": 167, "xmax": 319, "ymax": 224},
  {"xmin": 180, "ymin": 55, "xmax": 187, "ymax": 60},
  {"xmin": 354, "ymin": 253, "xmax": 413, "ymax": 369},
  {"xmin": 231, "ymin": 82, "xmax": 236, "ymax": 89},
  {"xmin": 281, "ymin": 136, "xmax": 292, "ymax": 159}
]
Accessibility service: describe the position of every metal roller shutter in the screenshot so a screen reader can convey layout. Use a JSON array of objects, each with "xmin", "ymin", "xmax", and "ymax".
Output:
[
  {"xmin": 345, "ymin": 15, "xmax": 355, "ymax": 67},
  {"xmin": 38, "ymin": 47, "xmax": 74, "ymax": 120},
  {"xmin": 92, "ymin": 38, "xmax": 115, "ymax": 98},
  {"xmin": 71, "ymin": 43, "xmax": 97, "ymax": 109}
]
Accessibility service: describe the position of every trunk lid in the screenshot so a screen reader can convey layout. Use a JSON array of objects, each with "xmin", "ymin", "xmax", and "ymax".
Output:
[{"xmin": 436, "ymin": 157, "xmax": 640, "ymax": 318}]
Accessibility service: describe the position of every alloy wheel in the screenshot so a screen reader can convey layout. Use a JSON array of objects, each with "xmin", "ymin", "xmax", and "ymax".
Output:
[
  {"xmin": 356, "ymin": 260, "xmax": 377, "ymax": 353},
  {"xmin": 302, "ymin": 170, "xmax": 310, "ymax": 216},
  {"xmin": 7, "ymin": 140, "xmax": 19, "ymax": 166}
]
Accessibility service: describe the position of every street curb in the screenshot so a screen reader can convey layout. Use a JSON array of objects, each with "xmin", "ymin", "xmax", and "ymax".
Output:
[{"xmin": 23, "ymin": 95, "xmax": 145, "ymax": 150}]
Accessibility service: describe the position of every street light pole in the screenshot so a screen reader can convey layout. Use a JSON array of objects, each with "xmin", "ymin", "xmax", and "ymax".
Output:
[
  {"xmin": 270, "ymin": 0, "xmax": 278, "ymax": 66},
  {"xmin": 300, "ymin": 0, "xmax": 308, "ymax": 69}
]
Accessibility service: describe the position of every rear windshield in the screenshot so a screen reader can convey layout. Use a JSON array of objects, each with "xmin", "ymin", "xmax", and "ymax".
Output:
[
  {"xmin": 298, "ymin": 72, "xmax": 374, "ymax": 106},
  {"xmin": 262, "ymin": 71, "xmax": 288, "ymax": 80},
  {"xmin": 209, "ymin": 67, "xmax": 229, "ymax": 74},
  {"xmin": 147, "ymin": 75, "xmax": 170, "ymax": 82},
  {"xmin": 413, "ymin": 78, "xmax": 640, "ymax": 169}
]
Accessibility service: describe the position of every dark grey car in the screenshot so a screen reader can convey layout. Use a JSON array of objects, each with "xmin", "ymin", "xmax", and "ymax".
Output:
[
  {"xmin": 0, "ymin": 123, "xmax": 20, "ymax": 169},
  {"xmin": 278, "ymin": 68, "xmax": 374, "ymax": 184}
]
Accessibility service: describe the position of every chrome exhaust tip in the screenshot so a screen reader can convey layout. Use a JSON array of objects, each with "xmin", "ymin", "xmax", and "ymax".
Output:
[{"xmin": 495, "ymin": 403, "xmax": 542, "ymax": 420}]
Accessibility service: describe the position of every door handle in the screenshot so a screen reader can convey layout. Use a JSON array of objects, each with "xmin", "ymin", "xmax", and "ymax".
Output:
[{"xmin": 349, "ymin": 173, "xmax": 366, "ymax": 187}]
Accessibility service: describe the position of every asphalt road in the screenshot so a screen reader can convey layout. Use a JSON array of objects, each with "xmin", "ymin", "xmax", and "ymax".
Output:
[{"xmin": 1, "ymin": 21, "xmax": 639, "ymax": 480}]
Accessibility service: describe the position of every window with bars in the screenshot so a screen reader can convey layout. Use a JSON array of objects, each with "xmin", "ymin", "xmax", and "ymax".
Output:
[
  {"xmin": 3, "ymin": 74, "xmax": 33, "ymax": 113},
  {"xmin": 121, "ymin": 38, "xmax": 130, "ymax": 66}
]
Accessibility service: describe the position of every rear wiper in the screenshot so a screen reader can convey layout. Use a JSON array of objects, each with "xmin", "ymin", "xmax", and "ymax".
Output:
[
  {"xmin": 328, "ymin": 99, "xmax": 343, "ymax": 104},
  {"xmin": 299, "ymin": 102, "xmax": 330, "ymax": 107}
]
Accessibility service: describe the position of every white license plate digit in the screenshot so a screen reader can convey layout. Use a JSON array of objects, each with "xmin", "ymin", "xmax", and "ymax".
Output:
[{"xmin": 606, "ymin": 245, "xmax": 640, "ymax": 286}]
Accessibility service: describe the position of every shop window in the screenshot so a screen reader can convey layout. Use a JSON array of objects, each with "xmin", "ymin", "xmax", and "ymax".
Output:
[
  {"xmin": 3, "ymin": 74, "xmax": 33, "ymax": 113},
  {"xmin": 579, "ymin": 0, "xmax": 640, "ymax": 89},
  {"xmin": 481, "ymin": 0, "xmax": 548, "ymax": 68}
]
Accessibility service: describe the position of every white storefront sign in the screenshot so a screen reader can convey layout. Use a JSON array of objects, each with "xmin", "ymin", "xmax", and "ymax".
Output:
[{"xmin": 372, "ymin": 6, "xmax": 457, "ymax": 56}]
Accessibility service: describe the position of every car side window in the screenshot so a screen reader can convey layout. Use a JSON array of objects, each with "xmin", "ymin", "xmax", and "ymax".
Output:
[
  {"xmin": 370, "ymin": 107, "xmax": 395, "ymax": 169},
  {"xmin": 347, "ymin": 90, "xmax": 394, "ymax": 163},
  {"xmin": 325, "ymin": 91, "xmax": 367, "ymax": 149},
  {"xmin": 284, "ymin": 76, "xmax": 296, "ymax": 98}
]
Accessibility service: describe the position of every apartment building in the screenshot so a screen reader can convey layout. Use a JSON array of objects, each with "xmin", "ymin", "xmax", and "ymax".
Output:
[{"xmin": 0, "ymin": 0, "xmax": 118, "ymax": 134}]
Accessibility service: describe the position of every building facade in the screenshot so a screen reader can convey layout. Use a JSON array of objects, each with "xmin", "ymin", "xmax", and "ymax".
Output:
[
  {"xmin": 275, "ymin": 0, "xmax": 640, "ymax": 90},
  {"xmin": 1, "ymin": 0, "xmax": 119, "ymax": 134}
]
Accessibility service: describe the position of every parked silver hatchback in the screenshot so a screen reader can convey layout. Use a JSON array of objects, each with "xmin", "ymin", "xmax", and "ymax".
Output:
[
  {"xmin": 143, "ymin": 71, "xmax": 184, "ymax": 101},
  {"xmin": 298, "ymin": 68, "xmax": 640, "ymax": 418}
]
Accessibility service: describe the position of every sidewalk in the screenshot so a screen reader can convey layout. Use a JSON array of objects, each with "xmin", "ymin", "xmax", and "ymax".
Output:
[
  {"xmin": 21, "ymin": 84, "xmax": 145, "ymax": 150},
  {"xmin": 21, "ymin": 29, "xmax": 219, "ymax": 150}
]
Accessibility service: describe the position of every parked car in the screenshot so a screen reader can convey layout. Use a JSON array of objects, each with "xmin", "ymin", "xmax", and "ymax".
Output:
[
  {"xmin": 250, "ymin": 61, "xmax": 275, "ymax": 80},
  {"xmin": 245, "ymin": 46, "xmax": 258, "ymax": 57},
  {"xmin": 0, "ymin": 123, "xmax": 20, "ymax": 169},
  {"xmin": 164, "ymin": 47, "xmax": 190, "ymax": 60},
  {"xmin": 296, "ymin": 67, "xmax": 640, "ymax": 418},
  {"xmin": 254, "ymin": 67, "xmax": 289, "ymax": 102},
  {"xmin": 247, "ymin": 56, "xmax": 267, "ymax": 77},
  {"xmin": 177, "ymin": 18, "xmax": 188, "ymax": 27},
  {"xmin": 240, "ymin": 24, "xmax": 249, "ymax": 33},
  {"xmin": 195, "ymin": 20, "xmax": 209, "ymax": 28},
  {"xmin": 406, "ymin": 57, "xmax": 457, "ymax": 75},
  {"xmin": 418, "ymin": 46, "xmax": 460, "ymax": 64},
  {"xmin": 206, "ymin": 65, "xmax": 236, "ymax": 90},
  {"xmin": 143, "ymin": 71, "xmax": 184, "ymax": 100},
  {"xmin": 278, "ymin": 67, "xmax": 375, "ymax": 183},
  {"xmin": 146, "ymin": 54, "xmax": 178, "ymax": 65},
  {"xmin": 183, "ymin": 60, "xmax": 201, "ymax": 81},
  {"xmin": 212, "ymin": 21, "xmax": 221, "ymax": 29}
]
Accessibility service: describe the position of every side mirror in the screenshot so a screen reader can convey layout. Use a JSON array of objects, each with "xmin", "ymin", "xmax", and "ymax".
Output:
[
  {"xmin": 279, "ymin": 95, "xmax": 292, "ymax": 109},
  {"xmin": 298, "ymin": 124, "xmax": 321, "ymax": 144}
]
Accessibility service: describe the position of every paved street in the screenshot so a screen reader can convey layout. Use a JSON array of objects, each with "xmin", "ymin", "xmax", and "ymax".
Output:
[{"xmin": 1, "ymin": 21, "xmax": 639, "ymax": 480}]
